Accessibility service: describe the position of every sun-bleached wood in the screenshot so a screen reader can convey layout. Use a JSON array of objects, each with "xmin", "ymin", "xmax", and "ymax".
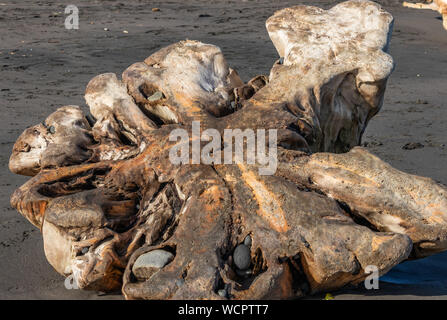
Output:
[{"xmin": 8, "ymin": 1, "xmax": 447, "ymax": 299}]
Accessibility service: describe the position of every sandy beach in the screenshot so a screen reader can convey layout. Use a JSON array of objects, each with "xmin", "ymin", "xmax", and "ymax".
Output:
[{"xmin": 0, "ymin": 0, "xmax": 446, "ymax": 299}]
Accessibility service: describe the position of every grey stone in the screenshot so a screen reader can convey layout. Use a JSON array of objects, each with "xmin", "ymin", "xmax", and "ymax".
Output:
[
  {"xmin": 233, "ymin": 244, "xmax": 251, "ymax": 270},
  {"xmin": 217, "ymin": 289, "xmax": 227, "ymax": 297},
  {"xmin": 244, "ymin": 235, "xmax": 252, "ymax": 247},
  {"xmin": 147, "ymin": 91, "xmax": 164, "ymax": 102},
  {"xmin": 175, "ymin": 279, "xmax": 185, "ymax": 287},
  {"xmin": 132, "ymin": 249, "xmax": 174, "ymax": 280},
  {"xmin": 236, "ymin": 268, "xmax": 252, "ymax": 277}
]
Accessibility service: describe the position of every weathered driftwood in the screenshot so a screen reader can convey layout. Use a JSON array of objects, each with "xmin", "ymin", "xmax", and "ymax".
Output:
[{"xmin": 9, "ymin": 1, "xmax": 447, "ymax": 299}]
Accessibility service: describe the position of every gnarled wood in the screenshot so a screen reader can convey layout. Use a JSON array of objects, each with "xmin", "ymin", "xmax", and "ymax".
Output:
[{"xmin": 8, "ymin": 1, "xmax": 447, "ymax": 299}]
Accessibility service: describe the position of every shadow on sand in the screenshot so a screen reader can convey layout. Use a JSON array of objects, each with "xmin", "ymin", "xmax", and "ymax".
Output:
[{"xmin": 309, "ymin": 251, "xmax": 447, "ymax": 299}]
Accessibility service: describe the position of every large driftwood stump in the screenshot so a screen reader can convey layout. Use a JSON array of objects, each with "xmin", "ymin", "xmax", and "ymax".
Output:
[{"xmin": 9, "ymin": 1, "xmax": 447, "ymax": 299}]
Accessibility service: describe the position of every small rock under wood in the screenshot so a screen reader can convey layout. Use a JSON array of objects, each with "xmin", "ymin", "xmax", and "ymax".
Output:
[
  {"xmin": 132, "ymin": 249, "xmax": 174, "ymax": 280},
  {"xmin": 217, "ymin": 289, "xmax": 227, "ymax": 297},
  {"xmin": 244, "ymin": 235, "xmax": 252, "ymax": 247},
  {"xmin": 233, "ymin": 244, "xmax": 251, "ymax": 270},
  {"xmin": 147, "ymin": 91, "xmax": 164, "ymax": 102}
]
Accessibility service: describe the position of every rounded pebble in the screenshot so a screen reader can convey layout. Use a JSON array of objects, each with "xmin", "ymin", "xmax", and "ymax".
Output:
[
  {"xmin": 148, "ymin": 91, "xmax": 164, "ymax": 102},
  {"xmin": 217, "ymin": 289, "xmax": 227, "ymax": 297},
  {"xmin": 132, "ymin": 249, "xmax": 174, "ymax": 280},
  {"xmin": 233, "ymin": 244, "xmax": 251, "ymax": 270},
  {"xmin": 134, "ymin": 249, "xmax": 173, "ymax": 269},
  {"xmin": 175, "ymin": 279, "xmax": 185, "ymax": 287},
  {"xmin": 244, "ymin": 235, "xmax": 252, "ymax": 247}
]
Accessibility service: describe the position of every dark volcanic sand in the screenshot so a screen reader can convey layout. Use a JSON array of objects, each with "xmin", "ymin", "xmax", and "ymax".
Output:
[{"xmin": 0, "ymin": 0, "xmax": 446, "ymax": 299}]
